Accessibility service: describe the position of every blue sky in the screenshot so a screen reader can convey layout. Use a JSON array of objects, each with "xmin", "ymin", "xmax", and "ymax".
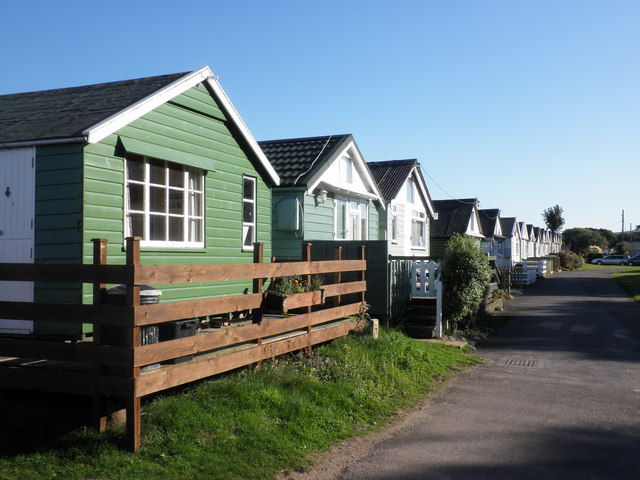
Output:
[{"xmin": 2, "ymin": 1, "xmax": 638, "ymax": 232}]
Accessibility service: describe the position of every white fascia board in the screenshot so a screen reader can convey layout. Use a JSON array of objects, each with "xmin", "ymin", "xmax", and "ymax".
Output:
[
  {"xmin": 204, "ymin": 75, "xmax": 280, "ymax": 186},
  {"xmin": 84, "ymin": 67, "xmax": 212, "ymax": 144},
  {"xmin": 83, "ymin": 66, "xmax": 280, "ymax": 186},
  {"xmin": 307, "ymin": 140, "xmax": 383, "ymax": 205},
  {"xmin": 411, "ymin": 167, "xmax": 436, "ymax": 215},
  {"xmin": 314, "ymin": 180, "xmax": 380, "ymax": 201}
]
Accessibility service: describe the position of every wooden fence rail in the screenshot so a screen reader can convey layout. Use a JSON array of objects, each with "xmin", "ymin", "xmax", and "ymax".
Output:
[{"xmin": 0, "ymin": 238, "xmax": 367, "ymax": 451}]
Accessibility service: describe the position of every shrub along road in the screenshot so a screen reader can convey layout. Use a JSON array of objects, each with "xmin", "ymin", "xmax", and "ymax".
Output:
[{"xmin": 287, "ymin": 269, "xmax": 640, "ymax": 479}]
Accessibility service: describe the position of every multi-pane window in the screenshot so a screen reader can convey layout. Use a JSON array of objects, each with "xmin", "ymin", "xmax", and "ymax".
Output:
[
  {"xmin": 340, "ymin": 156, "xmax": 353, "ymax": 184},
  {"xmin": 125, "ymin": 154, "xmax": 204, "ymax": 247},
  {"xmin": 242, "ymin": 176, "xmax": 257, "ymax": 250},
  {"xmin": 411, "ymin": 210, "xmax": 426, "ymax": 248},
  {"xmin": 335, "ymin": 198, "xmax": 367, "ymax": 240}
]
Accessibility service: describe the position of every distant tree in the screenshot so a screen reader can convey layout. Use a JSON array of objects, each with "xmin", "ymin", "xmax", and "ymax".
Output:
[
  {"xmin": 596, "ymin": 228, "xmax": 618, "ymax": 248},
  {"xmin": 542, "ymin": 204, "xmax": 565, "ymax": 233},
  {"xmin": 562, "ymin": 228, "xmax": 608, "ymax": 254},
  {"xmin": 614, "ymin": 241, "xmax": 630, "ymax": 255}
]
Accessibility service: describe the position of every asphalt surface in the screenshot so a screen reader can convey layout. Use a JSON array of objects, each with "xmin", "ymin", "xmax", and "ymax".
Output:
[{"xmin": 329, "ymin": 269, "xmax": 640, "ymax": 479}]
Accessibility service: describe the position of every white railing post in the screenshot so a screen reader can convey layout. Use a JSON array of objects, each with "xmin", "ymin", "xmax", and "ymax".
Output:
[{"xmin": 435, "ymin": 278, "xmax": 443, "ymax": 338}]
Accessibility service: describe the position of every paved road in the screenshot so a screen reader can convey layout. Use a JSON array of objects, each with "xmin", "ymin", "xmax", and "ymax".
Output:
[{"xmin": 310, "ymin": 269, "xmax": 640, "ymax": 479}]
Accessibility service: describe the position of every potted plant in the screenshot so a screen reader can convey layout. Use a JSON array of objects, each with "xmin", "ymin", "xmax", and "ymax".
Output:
[{"xmin": 263, "ymin": 275, "xmax": 325, "ymax": 313}]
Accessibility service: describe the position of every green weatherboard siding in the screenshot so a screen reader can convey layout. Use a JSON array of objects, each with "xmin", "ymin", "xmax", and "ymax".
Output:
[
  {"xmin": 272, "ymin": 192, "xmax": 383, "ymax": 260},
  {"xmin": 75, "ymin": 83, "xmax": 272, "ymax": 305},
  {"xmin": 33, "ymin": 143, "xmax": 85, "ymax": 336}
]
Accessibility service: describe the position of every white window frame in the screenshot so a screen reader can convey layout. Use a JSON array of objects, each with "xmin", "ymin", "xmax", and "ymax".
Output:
[
  {"xmin": 242, "ymin": 175, "xmax": 257, "ymax": 251},
  {"xmin": 391, "ymin": 204, "xmax": 398, "ymax": 243},
  {"xmin": 340, "ymin": 155, "xmax": 353, "ymax": 184},
  {"xmin": 406, "ymin": 179, "xmax": 415, "ymax": 204},
  {"xmin": 125, "ymin": 154, "xmax": 204, "ymax": 248},
  {"xmin": 411, "ymin": 209, "xmax": 426, "ymax": 249},
  {"xmin": 334, "ymin": 196, "xmax": 368, "ymax": 240}
]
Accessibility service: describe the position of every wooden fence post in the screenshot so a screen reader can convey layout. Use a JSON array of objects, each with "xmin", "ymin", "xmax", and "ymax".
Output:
[
  {"xmin": 91, "ymin": 238, "xmax": 108, "ymax": 433},
  {"xmin": 253, "ymin": 242, "xmax": 264, "ymax": 325},
  {"xmin": 253, "ymin": 243, "xmax": 264, "ymax": 369},
  {"xmin": 125, "ymin": 236, "xmax": 142, "ymax": 452},
  {"xmin": 334, "ymin": 246, "xmax": 342, "ymax": 307},
  {"xmin": 358, "ymin": 245, "xmax": 366, "ymax": 304},
  {"xmin": 302, "ymin": 243, "xmax": 313, "ymax": 355}
]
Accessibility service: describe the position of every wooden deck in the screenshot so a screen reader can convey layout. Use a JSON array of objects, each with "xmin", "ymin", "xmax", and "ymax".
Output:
[{"xmin": 0, "ymin": 238, "xmax": 367, "ymax": 451}]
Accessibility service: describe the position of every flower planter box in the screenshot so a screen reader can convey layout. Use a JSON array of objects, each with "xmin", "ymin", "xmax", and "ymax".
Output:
[{"xmin": 262, "ymin": 289, "xmax": 325, "ymax": 313}]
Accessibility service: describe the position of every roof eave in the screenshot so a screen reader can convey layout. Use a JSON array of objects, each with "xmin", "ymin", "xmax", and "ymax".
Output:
[{"xmin": 81, "ymin": 66, "xmax": 280, "ymax": 186}]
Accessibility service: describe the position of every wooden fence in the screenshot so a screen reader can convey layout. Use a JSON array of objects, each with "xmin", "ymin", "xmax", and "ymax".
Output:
[{"xmin": 0, "ymin": 238, "xmax": 367, "ymax": 451}]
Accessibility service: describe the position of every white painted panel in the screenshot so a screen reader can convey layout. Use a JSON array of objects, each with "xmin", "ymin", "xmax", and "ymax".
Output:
[{"xmin": 0, "ymin": 148, "xmax": 35, "ymax": 334}]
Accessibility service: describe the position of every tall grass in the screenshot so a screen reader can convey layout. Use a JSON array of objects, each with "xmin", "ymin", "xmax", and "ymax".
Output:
[{"xmin": 0, "ymin": 328, "xmax": 479, "ymax": 480}]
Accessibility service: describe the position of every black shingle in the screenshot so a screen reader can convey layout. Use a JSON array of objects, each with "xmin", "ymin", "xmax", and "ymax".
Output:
[
  {"xmin": 430, "ymin": 198, "xmax": 479, "ymax": 238},
  {"xmin": 367, "ymin": 159, "xmax": 418, "ymax": 202},
  {"xmin": 258, "ymin": 134, "xmax": 352, "ymax": 187},
  {"xmin": 0, "ymin": 72, "xmax": 188, "ymax": 144},
  {"xmin": 478, "ymin": 209, "xmax": 500, "ymax": 238}
]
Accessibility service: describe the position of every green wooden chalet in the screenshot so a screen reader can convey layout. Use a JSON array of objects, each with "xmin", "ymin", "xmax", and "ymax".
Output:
[
  {"xmin": 430, "ymin": 198, "xmax": 484, "ymax": 259},
  {"xmin": 0, "ymin": 66, "xmax": 279, "ymax": 337},
  {"xmin": 258, "ymin": 134, "xmax": 384, "ymax": 259}
]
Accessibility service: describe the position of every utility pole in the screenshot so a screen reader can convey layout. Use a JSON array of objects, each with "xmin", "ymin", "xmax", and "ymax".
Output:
[{"xmin": 622, "ymin": 210, "xmax": 625, "ymax": 238}]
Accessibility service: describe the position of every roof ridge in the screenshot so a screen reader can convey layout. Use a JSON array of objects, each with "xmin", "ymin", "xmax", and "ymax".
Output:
[
  {"xmin": 0, "ymin": 71, "xmax": 189, "ymax": 97},
  {"xmin": 258, "ymin": 133, "xmax": 351, "ymax": 145}
]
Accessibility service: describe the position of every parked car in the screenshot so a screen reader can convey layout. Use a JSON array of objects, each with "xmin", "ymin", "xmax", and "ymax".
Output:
[
  {"xmin": 590, "ymin": 255, "xmax": 631, "ymax": 265},
  {"xmin": 625, "ymin": 254, "xmax": 640, "ymax": 266}
]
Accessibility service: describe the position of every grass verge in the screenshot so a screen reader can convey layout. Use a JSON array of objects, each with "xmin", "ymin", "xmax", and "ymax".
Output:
[
  {"xmin": 0, "ymin": 328, "xmax": 480, "ymax": 480},
  {"xmin": 580, "ymin": 263, "xmax": 640, "ymax": 271},
  {"xmin": 612, "ymin": 270, "xmax": 640, "ymax": 304}
]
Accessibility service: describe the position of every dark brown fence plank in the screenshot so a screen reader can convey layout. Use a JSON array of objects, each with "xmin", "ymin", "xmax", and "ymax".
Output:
[
  {"xmin": 0, "ymin": 263, "xmax": 131, "ymax": 284},
  {"xmin": 0, "ymin": 337, "xmax": 132, "ymax": 367},
  {"xmin": 0, "ymin": 367, "xmax": 134, "ymax": 397},
  {"xmin": 0, "ymin": 302, "xmax": 134, "ymax": 325}
]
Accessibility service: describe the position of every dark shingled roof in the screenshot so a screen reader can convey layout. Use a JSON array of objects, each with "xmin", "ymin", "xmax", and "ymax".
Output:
[
  {"xmin": 478, "ymin": 209, "xmax": 500, "ymax": 238},
  {"xmin": 0, "ymin": 72, "xmax": 188, "ymax": 144},
  {"xmin": 500, "ymin": 217, "xmax": 517, "ymax": 236},
  {"xmin": 258, "ymin": 134, "xmax": 352, "ymax": 187},
  {"xmin": 430, "ymin": 198, "xmax": 480, "ymax": 238},
  {"xmin": 367, "ymin": 159, "xmax": 419, "ymax": 202}
]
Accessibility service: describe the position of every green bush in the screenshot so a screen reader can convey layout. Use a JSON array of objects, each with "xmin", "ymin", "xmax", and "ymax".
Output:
[
  {"xmin": 558, "ymin": 251, "xmax": 584, "ymax": 270},
  {"xmin": 441, "ymin": 234, "xmax": 492, "ymax": 332}
]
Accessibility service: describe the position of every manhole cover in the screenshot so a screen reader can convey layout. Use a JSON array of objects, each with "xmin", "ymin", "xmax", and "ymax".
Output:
[{"xmin": 503, "ymin": 358, "xmax": 540, "ymax": 368}]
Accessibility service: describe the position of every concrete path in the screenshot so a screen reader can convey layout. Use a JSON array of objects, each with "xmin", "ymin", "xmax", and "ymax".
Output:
[{"xmin": 296, "ymin": 269, "xmax": 640, "ymax": 479}]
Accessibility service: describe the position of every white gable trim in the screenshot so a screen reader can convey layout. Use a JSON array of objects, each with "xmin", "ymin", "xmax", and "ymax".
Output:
[
  {"xmin": 410, "ymin": 167, "xmax": 436, "ymax": 216},
  {"xmin": 466, "ymin": 208, "xmax": 484, "ymax": 238},
  {"xmin": 204, "ymin": 74, "xmax": 280, "ymax": 185},
  {"xmin": 307, "ymin": 139, "xmax": 383, "ymax": 205},
  {"xmin": 83, "ymin": 66, "xmax": 280, "ymax": 185}
]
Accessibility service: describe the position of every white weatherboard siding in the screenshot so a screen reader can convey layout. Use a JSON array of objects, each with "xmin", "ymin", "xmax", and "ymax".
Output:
[{"xmin": 0, "ymin": 148, "xmax": 35, "ymax": 334}]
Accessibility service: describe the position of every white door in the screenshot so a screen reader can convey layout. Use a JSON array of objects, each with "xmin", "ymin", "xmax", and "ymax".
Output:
[{"xmin": 0, "ymin": 148, "xmax": 35, "ymax": 334}]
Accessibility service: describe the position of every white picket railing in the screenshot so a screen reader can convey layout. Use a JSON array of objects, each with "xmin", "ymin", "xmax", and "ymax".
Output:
[{"xmin": 410, "ymin": 259, "xmax": 443, "ymax": 338}]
